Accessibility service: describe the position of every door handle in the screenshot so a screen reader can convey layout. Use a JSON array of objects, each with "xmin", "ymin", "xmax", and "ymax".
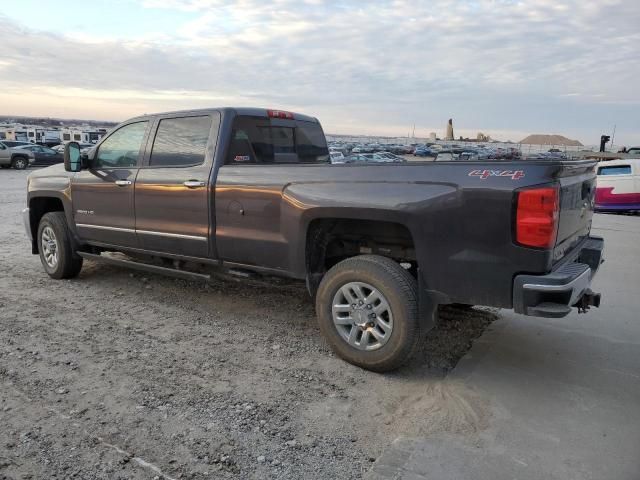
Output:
[
  {"xmin": 183, "ymin": 180, "xmax": 206, "ymax": 188},
  {"xmin": 115, "ymin": 180, "xmax": 132, "ymax": 186}
]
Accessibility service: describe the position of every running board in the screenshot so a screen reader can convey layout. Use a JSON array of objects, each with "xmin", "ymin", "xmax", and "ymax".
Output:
[{"xmin": 77, "ymin": 252, "xmax": 211, "ymax": 282}]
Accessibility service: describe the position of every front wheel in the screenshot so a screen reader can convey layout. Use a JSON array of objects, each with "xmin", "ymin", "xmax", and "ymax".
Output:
[
  {"xmin": 37, "ymin": 212, "xmax": 83, "ymax": 279},
  {"xmin": 12, "ymin": 157, "xmax": 29, "ymax": 170},
  {"xmin": 315, "ymin": 255, "xmax": 421, "ymax": 372}
]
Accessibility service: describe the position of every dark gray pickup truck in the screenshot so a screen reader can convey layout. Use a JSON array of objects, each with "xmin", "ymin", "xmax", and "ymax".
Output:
[{"xmin": 23, "ymin": 107, "xmax": 604, "ymax": 371}]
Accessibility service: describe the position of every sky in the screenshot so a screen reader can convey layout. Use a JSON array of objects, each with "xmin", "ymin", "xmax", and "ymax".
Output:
[{"xmin": 0, "ymin": 0, "xmax": 638, "ymax": 146}]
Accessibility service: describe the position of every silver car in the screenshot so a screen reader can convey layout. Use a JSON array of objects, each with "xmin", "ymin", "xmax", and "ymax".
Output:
[{"xmin": 0, "ymin": 141, "xmax": 35, "ymax": 170}]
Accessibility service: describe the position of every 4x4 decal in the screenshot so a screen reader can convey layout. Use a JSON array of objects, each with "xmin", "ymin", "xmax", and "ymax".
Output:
[{"xmin": 468, "ymin": 169, "xmax": 525, "ymax": 180}]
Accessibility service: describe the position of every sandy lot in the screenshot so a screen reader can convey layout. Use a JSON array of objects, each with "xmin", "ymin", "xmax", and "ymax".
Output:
[{"xmin": 0, "ymin": 168, "xmax": 496, "ymax": 479}]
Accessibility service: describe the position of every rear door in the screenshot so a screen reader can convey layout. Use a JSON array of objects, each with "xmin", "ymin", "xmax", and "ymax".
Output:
[
  {"xmin": 134, "ymin": 112, "xmax": 220, "ymax": 258},
  {"xmin": 215, "ymin": 114, "xmax": 330, "ymax": 270},
  {"xmin": 72, "ymin": 120, "xmax": 149, "ymax": 247}
]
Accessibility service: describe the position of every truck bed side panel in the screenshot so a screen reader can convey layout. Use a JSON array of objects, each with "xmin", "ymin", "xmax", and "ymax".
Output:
[{"xmin": 215, "ymin": 161, "xmax": 581, "ymax": 307}]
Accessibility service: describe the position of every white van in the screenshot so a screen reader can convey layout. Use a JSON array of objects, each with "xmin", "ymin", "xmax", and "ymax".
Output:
[{"xmin": 595, "ymin": 159, "xmax": 640, "ymax": 212}]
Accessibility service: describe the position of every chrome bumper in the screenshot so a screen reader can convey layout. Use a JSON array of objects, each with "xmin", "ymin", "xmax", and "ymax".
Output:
[{"xmin": 513, "ymin": 236, "xmax": 604, "ymax": 318}]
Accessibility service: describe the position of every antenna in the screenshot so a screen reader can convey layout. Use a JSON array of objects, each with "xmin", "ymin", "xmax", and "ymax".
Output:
[{"xmin": 610, "ymin": 124, "xmax": 616, "ymax": 150}]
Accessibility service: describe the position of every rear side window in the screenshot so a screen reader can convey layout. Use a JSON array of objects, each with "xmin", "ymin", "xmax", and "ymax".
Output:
[
  {"xmin": 598, "ymin": 165, "xmax": 631, "ymax": 175},
  {"xmin": 226, "ymin": 116, "xmax": 329, "ymax": 164},
  {"xmin": 149, "ymin": 116, "xmax": 212, "ymax": 167}
]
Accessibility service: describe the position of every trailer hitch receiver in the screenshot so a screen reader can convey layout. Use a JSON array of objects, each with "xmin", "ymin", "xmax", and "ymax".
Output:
[{"xmin": 574, "ymin": 289, "xmax": 601, "ymax": 313}]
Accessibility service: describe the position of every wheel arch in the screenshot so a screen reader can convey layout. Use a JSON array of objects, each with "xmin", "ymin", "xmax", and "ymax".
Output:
[
  {"xmin": 302, "ymin": 214, "xmax": 417, "ymax": 296},
  {"xmin": 28, "ymin": 194, "xmax": 72, "ymax": 254}
]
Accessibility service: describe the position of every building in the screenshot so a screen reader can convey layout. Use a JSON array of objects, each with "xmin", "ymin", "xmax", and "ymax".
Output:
[{"xmin": 445, "ymin": 119, "xmax": 454, "ymax": 141}]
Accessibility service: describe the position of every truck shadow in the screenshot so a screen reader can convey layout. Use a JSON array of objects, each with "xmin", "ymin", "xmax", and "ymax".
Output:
[{"xmin": 78, "ymin": 261, "xmax": 498, "ymax": 377}]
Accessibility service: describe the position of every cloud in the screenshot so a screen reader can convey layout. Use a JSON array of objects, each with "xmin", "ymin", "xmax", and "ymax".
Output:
[{"xmin": 0, "ymin": 0, "xmax": 638, "ymax": 144}]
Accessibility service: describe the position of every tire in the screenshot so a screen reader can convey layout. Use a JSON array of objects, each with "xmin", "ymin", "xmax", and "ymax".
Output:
[
  {"xmin": 11, "ymin": 156, "xmax": 29, "ymax": 170},
  {"xmin": 37, "ymin": 212, "xmax": 83, "ymax": 279},
  {"xmin": 315, "ymin": 255, "xmax": 420, "ymax": 372}
]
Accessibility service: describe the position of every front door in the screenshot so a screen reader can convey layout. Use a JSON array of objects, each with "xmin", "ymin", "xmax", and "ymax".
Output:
[
  {"xmin": 134, "ymin": 113, "xmax": 220, "ymax": 258},
  {"xmin": 72, "ymin": 121, "xmax": 149, "ymax": 247}
]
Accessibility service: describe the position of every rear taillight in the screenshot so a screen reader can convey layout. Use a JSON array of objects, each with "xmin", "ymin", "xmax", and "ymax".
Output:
[
  {"xmin": 516, "ymin": 186, "xmax": 559, "ymax": 248},
  {"xmin": 267, "ymin": 109, "xmax": 294, "ymax": 119}
]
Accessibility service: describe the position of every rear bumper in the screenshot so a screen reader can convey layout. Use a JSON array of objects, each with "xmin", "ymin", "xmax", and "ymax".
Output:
[{"xmin": 513, "ymin": 236, "xmax": 604, "ymax": 318}]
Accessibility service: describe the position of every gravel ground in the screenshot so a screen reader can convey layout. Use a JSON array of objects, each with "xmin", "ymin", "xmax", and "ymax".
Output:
[{"xmin": 0, "ymin": 168, "xmax": 497, "ymax": 480}]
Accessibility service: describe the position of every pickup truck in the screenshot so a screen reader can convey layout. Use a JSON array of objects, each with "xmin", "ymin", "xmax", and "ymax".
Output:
[
  {"xmin": 22, "ymin": 107, "xmax": 604, "ymax": 371},
  {"xmin": 0, "ymin": 141, "xmax": 35, "ymax": 169}
]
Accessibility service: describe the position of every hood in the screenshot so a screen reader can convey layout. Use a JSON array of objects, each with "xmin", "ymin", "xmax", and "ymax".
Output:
[{"xmin": 28, "ymin": 162, "xmax": 72, "ymax": 179}]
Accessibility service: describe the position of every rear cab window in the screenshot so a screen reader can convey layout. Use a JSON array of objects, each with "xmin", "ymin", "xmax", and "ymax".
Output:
[
  {"xmin": 226, "ymin": 116, "xmax": 329, "ymax": 165},
  {"xmin": 597, "ymin": 165, "xmax": 631, "ymax": 175}
]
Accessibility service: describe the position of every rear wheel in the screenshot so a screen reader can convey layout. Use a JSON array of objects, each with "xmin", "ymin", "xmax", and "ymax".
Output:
[
  {"xmin": 316, "ymin": 255, "xmax": 420, "ymax": 372},
  {"xmin": 11, "ymin": 156, "xmax": 28, "ymax": 170},
  {"xmin": 37, "ymin": 212, "xmax": 83, "ymax": 279}
]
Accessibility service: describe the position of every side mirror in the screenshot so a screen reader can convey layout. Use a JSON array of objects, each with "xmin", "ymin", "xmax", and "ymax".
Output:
[{"xmin": 64, "ymin": 142, "xmax": 82, "ymax": 172}]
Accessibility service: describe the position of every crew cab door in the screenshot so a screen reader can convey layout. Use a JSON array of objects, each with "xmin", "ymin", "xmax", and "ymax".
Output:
[
  {"xmin": 215, "ymin": 114, "xmax": 330, "ymax": 271},
  {"xmin": 72, "ymin": 120, "xmax": 149, "ymax": 247},
  {"xmin": 134, "ymin": 113, "xmax": 220, "ymax": 258}
]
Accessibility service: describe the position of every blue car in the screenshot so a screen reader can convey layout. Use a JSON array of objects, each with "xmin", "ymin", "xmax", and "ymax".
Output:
[{"xmin": 413, "ymin": 147, "xmax": 433, "ymax": 157}]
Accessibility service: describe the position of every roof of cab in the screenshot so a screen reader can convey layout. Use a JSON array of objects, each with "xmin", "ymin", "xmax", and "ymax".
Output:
[{"xmin": 127, "ymin": 107, "xmax": 319, "ymax": 124}]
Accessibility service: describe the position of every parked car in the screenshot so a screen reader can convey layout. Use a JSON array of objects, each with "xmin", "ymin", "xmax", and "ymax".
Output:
[
  {"xmin": 51, "ymin": 144, "xmax": 66, "ymax": 154},
  {"xmin": 330, "ymin": 151, "xmax": 346, "ymax": 163},
  {"xmin": 595, "ymin": 159, "xmax": 640, "ymax": 212},
  {"xmin": 14, "ymin": 144, "xmax": 64, "ymax": 166},
  {"xmin": 347, "ymin": 153, "xmax": 403, "ymax": 163},
  {"xmin": 375, "ymin": 152, "xmax": 406, "ymax": 162},
  {"xmin": 23, "ymin": 107, "xmax": 604, "ymax": 372},
  {"xmin": 434, "ymin": 150, "xmax": 457, "ymax": 161},
  {"xmin": 78, "ymin": 143, "xmax": 96, "ymax": 154},
  {"xmin": 414, "ymin": 146, "xmax": 434, "ymax": 157},
  {"xmin": 625, "ymin": 147, "xmax": 640, "ymax": 157},
  {"xmin": 0, "ymin": 141, "xmax": 35, "ymax": 170}
]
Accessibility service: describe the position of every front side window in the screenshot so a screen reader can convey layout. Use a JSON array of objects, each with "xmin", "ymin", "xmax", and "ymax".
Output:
[
  {"xmin": 95, "ymin": 121, "xmax": 147, "ymax": 168},
  {"xmin": 149, "ymin": 116, "xmax": 212, "ymax": 167},
  {"xmin": 598, "ymin": 165, "xmax": 631, "ymax": 176}
]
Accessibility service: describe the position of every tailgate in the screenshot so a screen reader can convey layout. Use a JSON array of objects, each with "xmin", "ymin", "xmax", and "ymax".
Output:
[{"xmin": 553, "ymin": 163, "xmax": 597, "ymax": 262}]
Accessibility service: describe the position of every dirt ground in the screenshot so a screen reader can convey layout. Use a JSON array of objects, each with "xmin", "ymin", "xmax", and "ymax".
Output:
[{"xmin": 0, "ymin": 168, "xmax": 497, "ymax": 480}]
